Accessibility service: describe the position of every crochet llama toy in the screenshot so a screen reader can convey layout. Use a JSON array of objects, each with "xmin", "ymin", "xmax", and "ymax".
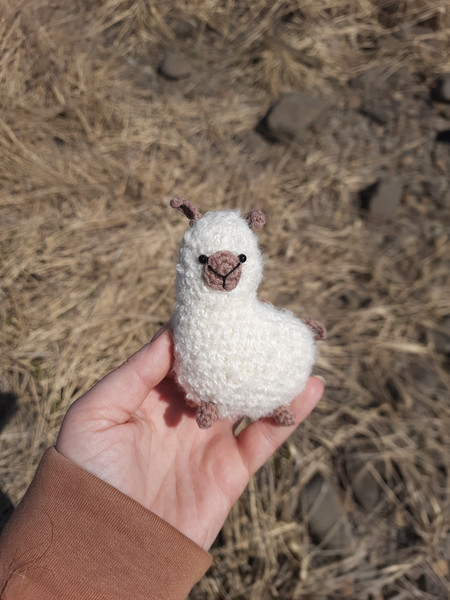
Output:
[{"xmin": 170, "ymin": 198, "xmax": 326, "ymax": 429}]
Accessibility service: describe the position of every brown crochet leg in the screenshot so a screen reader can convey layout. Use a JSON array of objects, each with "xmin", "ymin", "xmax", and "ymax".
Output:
[
  {"xmin": 185, "ymin": 399, "xmax": 198, "ymax": 408},
  {"xmin": 302, "ymin": 318, "xmax": 327, "ymax": 341},
  {"xmin": 196, "ymin": 402, "xmax": 219, "ymax": 429},
  {"xmin": 272, "ymin": 405, "xmax": 296, "ymax": 426}
]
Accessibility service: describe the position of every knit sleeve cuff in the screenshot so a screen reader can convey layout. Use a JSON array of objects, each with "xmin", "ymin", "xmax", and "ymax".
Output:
[{"xmin": 0, "ymin": 447, "xmax": 212, "ymax": 600}]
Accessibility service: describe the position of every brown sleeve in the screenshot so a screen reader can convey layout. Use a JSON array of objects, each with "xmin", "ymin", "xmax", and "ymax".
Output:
[{"xmin": 0, "ymin": 448, "xmax": 212, "ymax": 600}]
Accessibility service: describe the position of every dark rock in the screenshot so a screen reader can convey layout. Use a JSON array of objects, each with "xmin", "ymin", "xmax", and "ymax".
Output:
[
  {"xmin": 158, "ymin": 52, "xmax": 192, "ymax": 80},
  {"xmin": 346, "ymin": 456, "xmax": 384, "ymax": 511},
  {"xmin": 360, "ymin": 103, "xmax": 391, "ymax": 125},
  {"xmin": 258, "ymin": 91, "xmax": 329, "ymax": 142},
  {"xmin": 171, "ymin": 19, "xmax": 197, "ymax": 40},
  {"xmin": 359, "ymin": 179, "xmax": 403, "ymax": 218},
  {"xmin": 431, "ymin": 74, "xmax": 450, "ymax": 103},
  {"xmin": 302, "ymin": 474, "xmax": 351, "ymax": 550}
]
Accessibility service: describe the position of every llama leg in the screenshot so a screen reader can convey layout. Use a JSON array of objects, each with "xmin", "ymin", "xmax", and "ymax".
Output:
[
  {"xmin": 272, "ymin": 405, "xmax": 296, "ymax": 426},
  {"xmin": 302, "ymin": 318, "xmax": 327, "ymax": 341},
  {"xmin": 186, "ymin": 399, "xmax": 198, "ymax": 408},
  {"xmin": 196, "ymin": 402, "xmax": 219, "ymax": 429}
]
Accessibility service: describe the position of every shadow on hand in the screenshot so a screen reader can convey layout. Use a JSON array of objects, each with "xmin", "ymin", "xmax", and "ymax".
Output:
[
  {"xmin": 154, "ymin": 377, "xmax": 197, "ymax": 427},
  {"xmin": 0, "ymin": 392, "xmax": 19, "ymax": 532},
  {"xmin": 0, "ymin": 491, "xmax": 14, "ymax": 533}
]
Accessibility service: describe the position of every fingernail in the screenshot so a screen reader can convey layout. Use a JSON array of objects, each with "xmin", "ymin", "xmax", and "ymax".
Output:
[
  {"xmin": 314, "ymin": 375, "xmax": 326, "ymax": 386},
  {"xmin": 150, "ymin": 322, "xmax": 170, "ymax": 343}
]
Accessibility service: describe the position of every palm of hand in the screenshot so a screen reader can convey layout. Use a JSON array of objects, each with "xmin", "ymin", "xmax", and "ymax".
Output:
[{"xmin": 56, "ymin": 329, "xmax": 323, "ymax": 550}]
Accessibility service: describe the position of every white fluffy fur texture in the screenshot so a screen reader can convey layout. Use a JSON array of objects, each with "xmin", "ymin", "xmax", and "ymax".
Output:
[{"xmin": 172, "ymin": 209, "xmax": 317, "ymax": 421}]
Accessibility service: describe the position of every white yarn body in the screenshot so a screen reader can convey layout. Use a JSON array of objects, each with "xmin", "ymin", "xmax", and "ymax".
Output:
[{"xmin": 171, "ymin": 209, "xmax": 317, "ymax": 421}]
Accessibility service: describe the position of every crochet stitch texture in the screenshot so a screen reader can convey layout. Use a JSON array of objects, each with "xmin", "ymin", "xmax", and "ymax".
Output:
[{"xmin": 171, "ymin": 204, "xmax": 317, "ymax": 423}]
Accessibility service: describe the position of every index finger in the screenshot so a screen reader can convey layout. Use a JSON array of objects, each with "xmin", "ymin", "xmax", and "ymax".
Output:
[{"xmin": 75, "ymin": 326, "xmax": 173, "ymax": 423}]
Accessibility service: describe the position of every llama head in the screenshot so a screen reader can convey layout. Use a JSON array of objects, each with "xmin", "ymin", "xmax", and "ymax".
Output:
[{"xmin": 170, "ymin": 198, "xmax": 266, "ymax": 300}]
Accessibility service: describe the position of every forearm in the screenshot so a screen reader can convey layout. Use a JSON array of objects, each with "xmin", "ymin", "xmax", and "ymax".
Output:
[{"xmin": 0, "ymin": 448, "xmax": 211, "ymax": 600}]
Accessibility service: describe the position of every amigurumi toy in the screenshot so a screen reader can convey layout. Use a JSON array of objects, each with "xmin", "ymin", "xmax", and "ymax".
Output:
[{"xmin": 170, "ymin": 197, "xmax": 326, "ymax": 429}]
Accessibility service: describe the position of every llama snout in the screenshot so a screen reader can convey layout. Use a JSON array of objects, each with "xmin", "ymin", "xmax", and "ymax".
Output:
[{"xmin": 201, "ymin": 250, "xmax": 247, "ymax": 291}]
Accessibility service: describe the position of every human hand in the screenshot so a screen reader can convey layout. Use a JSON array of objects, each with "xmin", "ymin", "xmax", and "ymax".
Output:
[{"xmin": 56, "ymin": 327, "xmax": 323, "ymax": 550}]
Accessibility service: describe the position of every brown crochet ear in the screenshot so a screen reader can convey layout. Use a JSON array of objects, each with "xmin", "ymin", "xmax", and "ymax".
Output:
[
  {"xmin": 170, "ymin": 197, "xmax": 202, "ymax": 225},
  {"xmin": 245, "ymin": 209, "xmax": 266, "ymax": 229}
]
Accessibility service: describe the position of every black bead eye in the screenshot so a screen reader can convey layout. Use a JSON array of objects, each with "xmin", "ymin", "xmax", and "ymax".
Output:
[
  {"xmin": 238, "ymin": 254, "xmax": 247, "ymax": 263},
  {"xmin": 198, "ymin": 255, "xmax": 208, "ymax": 264}
]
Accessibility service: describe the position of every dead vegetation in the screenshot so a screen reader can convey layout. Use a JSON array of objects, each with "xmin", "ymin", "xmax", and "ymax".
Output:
[{"xmin": 0, "ymin": 0, "xmax": 449, "ymax": 597}]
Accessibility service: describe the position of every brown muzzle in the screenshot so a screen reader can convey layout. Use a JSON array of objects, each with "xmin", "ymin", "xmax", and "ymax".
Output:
[{"xmin": 202, "ymin": 250, "xmax": 245, "ymax": 291}]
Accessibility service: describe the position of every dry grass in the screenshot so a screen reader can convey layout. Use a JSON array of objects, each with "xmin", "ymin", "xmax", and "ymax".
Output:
[{"xmin": 1, "ymin": 0, "xmax": 449, "ymax": 597}]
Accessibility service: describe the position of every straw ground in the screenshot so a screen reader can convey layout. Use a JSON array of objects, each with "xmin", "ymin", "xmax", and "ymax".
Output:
[{"xmin": 1, "ymin": 1, "xmax": 449, "ymax": 597}]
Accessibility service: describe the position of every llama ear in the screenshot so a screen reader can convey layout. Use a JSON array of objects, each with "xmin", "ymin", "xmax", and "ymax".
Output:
[
  {"xmin": 170, "ymin": 197, "xmax": 202, "ymax": 225},
  {"xmin": 245, "ymin": 209, "xmax": 266, "ymax": 230}
]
